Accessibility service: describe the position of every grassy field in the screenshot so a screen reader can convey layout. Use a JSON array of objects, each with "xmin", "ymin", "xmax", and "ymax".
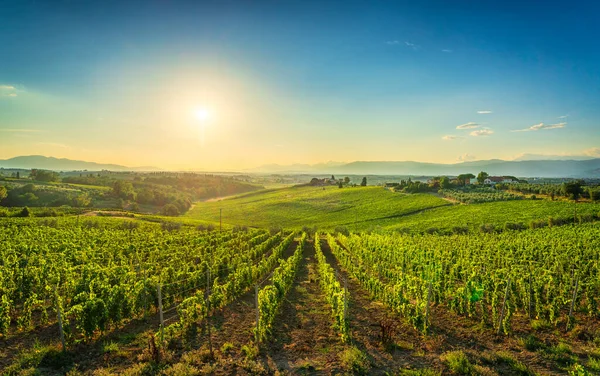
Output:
[
  {"xmin": 388, "ymin": 198, "xmax": 600, "ymax": 232},
  {"xmin": 185, "ymin": 185, "xmax": 450, "ymax": 230},
  {"xmin": 186, "ymin": 185, "xmax": 600, "ymax": 232}
]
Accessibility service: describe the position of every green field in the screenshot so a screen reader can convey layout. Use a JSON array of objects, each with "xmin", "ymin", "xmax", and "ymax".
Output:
[
  {"xmin": 186, "ymin": 185, "xmax": 600, "ymax": 232},
  {"xmin": 389, "ymin": 198, "xmax": 600, "ymax": 232},
  {"xmin": 185, "ymin": 185, "xmax": 451, "ymax": 230}
]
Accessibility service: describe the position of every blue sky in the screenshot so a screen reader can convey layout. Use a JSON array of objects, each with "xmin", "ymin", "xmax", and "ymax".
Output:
[{"xmin": 0, "ymin": 0, "xmax": 599, "ymax": 169}]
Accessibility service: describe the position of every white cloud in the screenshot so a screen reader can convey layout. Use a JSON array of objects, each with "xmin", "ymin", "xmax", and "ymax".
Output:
[
  {"xmin": 385, "ymin": 40, "xmax": 400, "ymax": 45},
  {"xmin": 558, "ymin": 115, "xmax": 568, "ymax": 119},
  {"xmin": 512, "ymin": 122, "xmax": 567, "ymax": 132},
  {"xmin": 584, "ymin": 147, "xmax": 600, "ymax": 157},
  {"xmin": 0, "ymin": 85, "xmax": 15, "ymax": 90},
  {"xmin": 7, "ymin": 93, "xmax": 16, "ymax": 97},
  {"xmin": 442, "ymin": 135, "xmax": 463, "ymax": 140},
  {"xmin": 457, "ymin": 154, "xmax": 477, "ymax": 162},
  {"xmin": 442, "ymin": 49, "xmax": 453, "ymax": 53},
  {"xmin": 456, "ymin": 122, "xmax": 480, "ymax": 130},
  {"xmin": 470, "ymin": 129, "xmax": 494, "ymax": 136},
  {"xmin": 404, "ymin": 41, "xmax": 420, "ymax": 50},
  {"xmin": 477, "ymin": 110, "xmax": 492, "ymax": 114}
]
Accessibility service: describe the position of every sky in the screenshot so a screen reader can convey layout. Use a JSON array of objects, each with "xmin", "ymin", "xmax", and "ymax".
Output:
[{"xmin": 1, "ymin": 0, "xmax": 599, "ymax": 170}]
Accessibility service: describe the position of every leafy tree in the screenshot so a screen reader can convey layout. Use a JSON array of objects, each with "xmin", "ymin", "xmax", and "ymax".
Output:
[
  {"xmin": 440, "ymin": 176, "xmax": 451, "ymax": 189},
  {"xmin": 563, "ymin": 180, "xmax": 583, "ymax": 200},
  {"xmin": 30, "ymin": 169, "xmax": 59, "ymax": 182},
  {"xmin": 331, "ymin": 175, "xmax": 335, "ymax": 180},
  {"xmin": 477, "ymin": 171, "xmax": 489, "ymax": 184},
  {"xmin": 360, "ymin": 177, "xmax": 367, "ymax": 186},
  {"xmin": 112, "ymin": 180, "xmax": 136, "ymax": 200},
  {"xmin": 457, "ymin": 173, "xmax": 476, "ymax": 186},
  {"xmin": 338, "ymin": 181, "xmax": 343, "ymax": 188},
  {"xmin": 344, "ymin": 177, "xmax": 350, "ymax": 184},
  {"xmin": 16, "ymin": 172, "xmax": 20, "ymax": 179}
]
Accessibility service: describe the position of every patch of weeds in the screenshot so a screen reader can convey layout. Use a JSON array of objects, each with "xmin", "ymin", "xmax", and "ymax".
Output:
[
  {"xmin": 5, "ymin": 342, "xmax": 72, "ymax": 375},
  {"xmin": 240, "ymin": 344, "xmax": 259, "ymax": 360},
  {"xmin": 162, "ymin": 362, "xmax": 201, "ymax": 376},
  {"xmin": 587, "ymin": 356, "xmax": 600, "ymax": 372},
  {"xmin": 519, "ymin": 334, "xmax": 545, "ymax": 352},
  {"xmin": 547, "ymin": 341, "xmax": 575, "ymax": 367},
  {"xmin": 339, "ymin": 346, "xmax": 370, "ymax": 375},
  {"xmin": 220, "ymin": 342, "xmax": 235, "ymax": 356},
  {"xmin": 531, "ymin": 319, "xmax": 552, "ymax": 331},
  {"xmin": 102, "ymin": 341, "xmax": 120, "ymax": 354},
  {"xmin": 398, "ymin": 368, "xmax": 442, "ymax": 376},
  {"xmin": 441, "ymin": 351, "xmax": 474, "ymax": 375},
  {"xmin": 239, "ymin": 358, "xmax": 267, "ymax": 374},
  {"xmin": 295, "ymin": 285, "xmax": 308, "ymax": 294},
  {"xmin": 568, "ymin": 363, "xmax": 592, "ymax": 375},
  {"xmin": 494, "ymin": 351, "xmax": 537, "ymax": 375},
  {"xmin": 472, "ymin": 365, "xmax": 499, "ymax": 376},
  {"xmin": 387, "ymin": 340, "xmax": 414, "ymax": 353},
  {"xmin": 296, "ymin": 360, "xmax": 317, "ymax": 373}
]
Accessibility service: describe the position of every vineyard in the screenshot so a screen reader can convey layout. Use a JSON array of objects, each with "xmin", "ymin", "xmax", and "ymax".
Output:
[
  {"xmin": 2, "ymin": 216, "xmax": 600, "ymax": 374},
  {"xmin": 439, "ymin": 187, "xmax": 523, "ymax": 204}
]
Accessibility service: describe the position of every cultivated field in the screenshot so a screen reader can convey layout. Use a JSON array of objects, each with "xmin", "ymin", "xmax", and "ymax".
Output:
[{"xmin": 1, "ymin": 187, "xmax": 600, "ymax": 375}]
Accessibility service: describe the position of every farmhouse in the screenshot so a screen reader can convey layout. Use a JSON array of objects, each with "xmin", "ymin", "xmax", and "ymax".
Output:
[{"xmin": 484, "ymin": 176, "xmax": 517, "ymax": 185}]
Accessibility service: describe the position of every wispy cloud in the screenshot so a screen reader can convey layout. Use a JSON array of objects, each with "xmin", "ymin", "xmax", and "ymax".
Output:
[
  {"xmin": 456, "ymin": 122, "xmax": 480, "ymax": 130},
  {"xmin": 35, "ymin": 142, "xmax": 70, "ymax": 149},
  {"xmin": 558, "ymin": 115, "xmax": 568, "ymax": 119},
  {"xmin": 470, "ymin": 129, "xmax": 494, "ymax": 136},
  {"xmin": 404, "ymin": 41, "xmax": 420, "ymax": 50},
  {"xmin": 0, "ymin": 84, "xmax": 17, "ymax": 97},
  {"xmin": 385, "ymin": 40, "xmax": 400, "ymax": 45},
  {"xmin": 442, "ymin": 135, "xmax": 464, "ymax": 141},
  {"xmin": 0, "ymin": 128, "xmax": 48, "ymax": 133},
  {"xmin": 477, "ymin": 110, "xmax": 493, "ymax": 114},
  {"xmin": 512, "ymin": 122, "xmax": 567, "ymax": 132},
  {"xmin": 441, "ymin": 49, "xmax": 453, "ymax": 53},
  {"xmin": 457, "ymin": 154, "xmax": 477, "ymax": 162},
  {"xmin": 584, "ymin": 147, "xmax": 600, "ymax": 157}
]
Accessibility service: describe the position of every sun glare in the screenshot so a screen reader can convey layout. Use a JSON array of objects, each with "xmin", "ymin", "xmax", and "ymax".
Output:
[{"xmin": 195, "ymin": 108, "xmax": 210, "ymax": 122}]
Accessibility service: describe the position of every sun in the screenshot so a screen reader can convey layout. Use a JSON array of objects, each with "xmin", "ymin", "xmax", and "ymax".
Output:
[{"xmin": 194, "ymin": 108, "xmax": 210, "ymax": 122}]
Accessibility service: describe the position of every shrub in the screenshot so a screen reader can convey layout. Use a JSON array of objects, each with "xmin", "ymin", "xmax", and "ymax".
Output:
[
  {"xmin": 161, "ymin": 221, "xmax": 182, "ymax": 232},
  {"xmin": 339, "ymin": 346, "xmax": 370, "ymax": 375},
  {"xmin": 19, "ymin": 206, "xmax": 32, "ymax": 217},
  {"xmin": 161, "ymin": 204, "xmax": 180, "ymax": 216},
  {"xmin": 442, "ymin": 351, "xmax": 473, "ymax": 375}
]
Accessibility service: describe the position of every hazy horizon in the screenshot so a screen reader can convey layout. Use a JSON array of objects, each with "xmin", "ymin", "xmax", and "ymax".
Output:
[{"xmin": 1, "ymin": 1, "xmax": 599, "ymax": 170}]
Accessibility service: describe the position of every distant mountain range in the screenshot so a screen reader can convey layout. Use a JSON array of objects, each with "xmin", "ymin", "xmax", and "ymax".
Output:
[
  {"xmin": 251, "ymin": 159, "xmax": 600, "ymax": 178},
  {"xmin": 0, "ymin": 156, "xmax": 158, "ymax": 172},
  {"xmin": 1, "ymin": 155, "xmax": 600, "ymax": 177}
]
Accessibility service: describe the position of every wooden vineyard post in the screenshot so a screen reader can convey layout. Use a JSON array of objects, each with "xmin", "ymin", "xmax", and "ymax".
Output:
[
  {"xmin": 158, "ymin": 284, "xmax": 164, "ymax": 345},
  {"xmin": 206, "ymin": 268, "xmax": 213, "ymax": 355},
  {"xmin": 425, "ymin": 281, "xmax": 432, "ymax": 333},
  {"xmin": 255, "ymin": 284, "xmax": 260, "ymax": 338},
  {"xmin": 567, "ymin": 273, "xmax": 579, "ymax": 331},
  {"xmin": 343, "ymin": 276, "xmax": 348, "ymax": 321},
  {"xmin": 497, "ymin": 277, "xmax": 511, "ymax": 335},
  {"xmin": 528, "ymin": 273, "xmax": 534, "ymax": 321},
  {"xmin": 54, "ymin": 285, "xmax": 66, "ymax": 352}
]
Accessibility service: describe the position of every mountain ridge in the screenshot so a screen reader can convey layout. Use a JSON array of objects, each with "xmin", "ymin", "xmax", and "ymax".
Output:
[
  {"xmin": 1, "ymin": 155, "xmax": 600, "ymax": 177},
  {"xmin": 0, "ymin": 155, "xmax": 159, "ymax": 171}
]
